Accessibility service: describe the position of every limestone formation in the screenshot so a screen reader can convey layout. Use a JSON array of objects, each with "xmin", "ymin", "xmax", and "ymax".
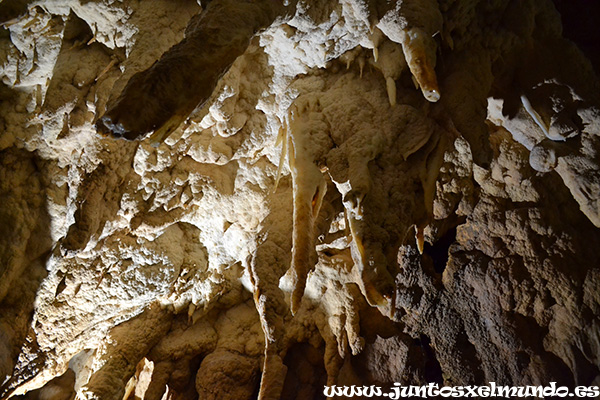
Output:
[{"xmin": 0, "ymin": 0, "xmax": 599, "ymax": 399}]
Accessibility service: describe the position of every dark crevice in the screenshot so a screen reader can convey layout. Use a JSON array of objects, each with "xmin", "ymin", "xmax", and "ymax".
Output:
[
  {"xmin": 414, "ymin": 335, "xmax": 444, "ymax": 385},
  {"xmin": 181, "ymin": 354, "xmax": 203, "ymax": 400},
  {"xmin": 424, "ymin": 226, "xmax": 458, "ymax": 274},
  {"xmin": 552, "ymin": 0, "xmax": 600, "ymax": 74},
  {"xmin": 571, "ymin": 346, "xmax": 600, "ymax": 386},
  {"xmin": 0, "ymin": 0, "xmax": 30, "ymax": 24}
]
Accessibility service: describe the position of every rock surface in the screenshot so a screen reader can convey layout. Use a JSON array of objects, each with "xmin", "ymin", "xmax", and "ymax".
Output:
[{"xmin": 0, "ymin": 0, "xmax": 599, "ymax": 399}]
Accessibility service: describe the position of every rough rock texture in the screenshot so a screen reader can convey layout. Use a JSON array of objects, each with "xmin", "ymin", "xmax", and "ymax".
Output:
[{"xmin": 0, "ymin": 0, "xmax": 599, "ymax": 399}]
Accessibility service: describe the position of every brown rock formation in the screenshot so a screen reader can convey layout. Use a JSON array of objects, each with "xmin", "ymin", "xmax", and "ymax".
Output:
[{"xmin": 0, "ymin": 0, "xmax": 599, "ymax": 399}]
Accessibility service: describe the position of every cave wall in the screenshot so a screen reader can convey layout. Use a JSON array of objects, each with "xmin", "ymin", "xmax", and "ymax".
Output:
[{"xmin": 0, "ymin": 0, "xmax": 599, "ymax": 399}]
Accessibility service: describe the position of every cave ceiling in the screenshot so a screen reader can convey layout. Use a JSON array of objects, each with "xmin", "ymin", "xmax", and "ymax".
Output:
[{"xmin": 0, "ymin": 0, "xmax": 599, "ymax": 399}]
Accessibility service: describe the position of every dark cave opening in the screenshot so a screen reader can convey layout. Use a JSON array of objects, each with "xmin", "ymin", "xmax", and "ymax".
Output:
[
  {"xmin": 423, "ymin": 226, "xmax": 458, "ymax": 275},
  {"xmin": 414, "ymin": 335, "xmax": 444, "ymax": 385},
  {"xmin": 552, "ymin": 0, "xmax": 600, "ymax": 73}
]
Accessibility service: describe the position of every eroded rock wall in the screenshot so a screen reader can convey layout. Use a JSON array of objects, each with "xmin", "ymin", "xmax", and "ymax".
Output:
[{"xmin": 0, "ymin": 0, "xmax": 599, "ymax": 399}]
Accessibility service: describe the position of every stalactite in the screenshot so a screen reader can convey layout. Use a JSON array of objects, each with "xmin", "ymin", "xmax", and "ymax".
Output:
[{"xmin": 1, "ymin": 0, "xmax": 599, "ymax": 399}]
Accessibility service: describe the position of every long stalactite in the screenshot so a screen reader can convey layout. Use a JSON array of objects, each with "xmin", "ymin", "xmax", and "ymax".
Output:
[{"xmin": 0, "ymin": 0, "xmax": 599, "ymax": 399}]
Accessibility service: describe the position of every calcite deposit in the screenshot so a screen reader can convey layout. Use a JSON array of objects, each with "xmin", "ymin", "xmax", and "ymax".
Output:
[{"xmin": 0, "ymin": 0, "xmax": 599, "ymax": 399}]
